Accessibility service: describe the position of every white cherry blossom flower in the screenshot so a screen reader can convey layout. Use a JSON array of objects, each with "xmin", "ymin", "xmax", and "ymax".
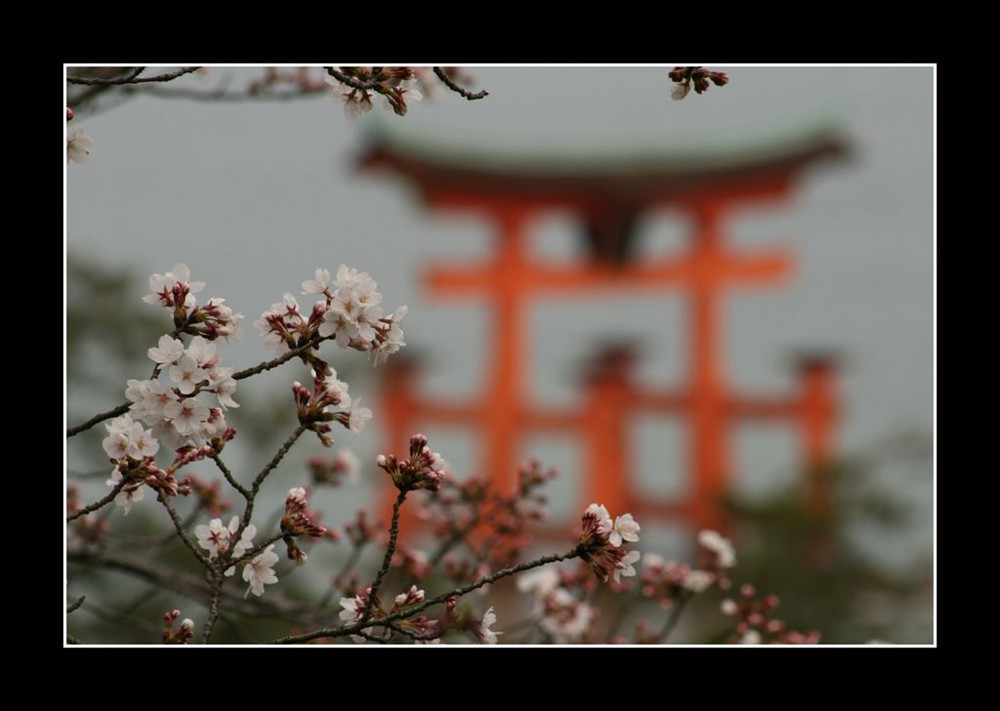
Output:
[
  {"xmin": 185, "ymin": 336, "xmax": 218, "ymax": 370},
  {"xmin": 243, "ymin": 544, "xmax": 279, "ymax": 598},
  {"xmin": 67, "ymin": 129, "xmax": 93, "ymax": 163},
  {"xmin": 195, "ymin": 517, "xmax": 231, "ymax": 560},
  {"xmin": 480, "ymin": 606, "xmax": 502, "ymax": 644},
  {"xmin": 148, "ymin": 335, "xmax": 185, "ymax": 364},
  {"xmin": 339, "ymin": 595, "xmax": 363, "ymax": 622},
  {"xmin": 106, "ymin": 469, "xmax": 144, "ymax": 514},
  {"xmin": 612, "ymin": 550, "xmax": 641, "ymax": 583},
  {"xmin": 682, "ymin": 570, "xmax": 714, "ymax": 592},
  {"xmin": 302, "ymin": 268, "xmax": 331, "ymax": 294},
  {"xmin": 698, "ymin": 529, "xmax": 736, "ymax": 568},
  {"xmin": 169, "ymin": 355, "xmax": 207, "ymax": 395},
  {"xmin": 348, "ymin": 401, "xmax": 373, "ymax": 433},
  {"xmin": 163, "ymin": 397, "xmax": 210, "ymax": 435},
  {"xmin": 517, "ymin": 567, "xmax": 561, "ymax": 598},
  {"xmin": 609, "ymin": 513, "xmax": 640, "ymax": 547},
  {"xmin": 232, "ymin": 522, "xmax": 257, "ymax": 558}
]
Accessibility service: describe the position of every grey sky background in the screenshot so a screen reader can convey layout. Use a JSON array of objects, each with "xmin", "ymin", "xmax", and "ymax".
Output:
[{"xmin": 66, "ymin": 65, "xmax": 934, "ymax": 570}]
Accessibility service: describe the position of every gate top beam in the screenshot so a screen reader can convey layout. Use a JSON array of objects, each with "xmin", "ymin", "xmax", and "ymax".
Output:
[{"xmin": 358, "ymin": 120, "xmax": 849, "ymax": 217}]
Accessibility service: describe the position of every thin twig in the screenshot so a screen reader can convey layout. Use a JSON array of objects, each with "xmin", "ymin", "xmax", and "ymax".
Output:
[
  {"xmin": 432, "ymin": 67, "xmax": 489, "ymax": 100},
  {"xmin": 361, "ymin": 490, "xmax": 407, "ymax": 623},
  {"xmin": 201, "ymin": 573, "xmax": 224, "ymax": 644},
  {"xmin": 324, "ymin": 67, "xmax": 383, "ymax": 92},
  {"xmin": 67, "ymin": 403, "xmax": 131, "ymax": 437},
  {"xmin": 274, "ymin": 545, "xmax": 585, "ymax": 644},
  {"xmin": 67, "ymin": 479, "xmax": 126, "ymax": 523},
  {"xmin": 67, "ymin": 67, "xmax": 201, "ymax": 86},
  {"xmin": 232, "ymin": 335, "xmax": 324, "ymax": 380},
  {"xmin": 67, "ymin": 596, "xmax": 86, "ymax": 614},
  {"xmin": 68, "ymin": 549, "xmax": 320, "ymax": 623},
  {"xmin": 211, "ymin": 454, "xmax": 249, "ymax": 498},
  {"xmin": 242, "ymin": 425, "xmax": 307, "ymax": 526}
]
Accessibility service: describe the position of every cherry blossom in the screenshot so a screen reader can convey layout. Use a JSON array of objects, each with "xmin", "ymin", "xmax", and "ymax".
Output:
[
  {"xmin": 148, "ymin": 335, "xmax": 185, "ymax": 364},
  {"xmin": 609, "ymin": 513, "xmax": 640, "ymax": 547},
  {"xmin": 698, "ymin": 529, "xmax": 736, "ymax": 568},
  {"xmin": 243, "ymin": 544, "xmax": 279, "ymax": 598},
  {"xmin": 67, "ymin": 129, "xmax": 93, "ymax": 163},
  {"xmin": 480, "ymin": 606, "xmax": 502, "ymax": 644}
]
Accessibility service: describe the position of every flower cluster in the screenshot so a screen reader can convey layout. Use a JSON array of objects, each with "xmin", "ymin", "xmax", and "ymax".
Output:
[
  {"xmin": 306, "ymin": 265, "xmax": 408, "ymax": 366},
  {"xmin": 577, "ymin": 503, "xmax": 642, "ymax": 583},
  {"xmin": 281, "ymin": 486, "xmax": 329, "ymax": 564},
  {"xmin": 200, "ymin": 516, "xmax": 279, "ymax": 599},
  {"xmin": 143, "ymin": 263, "xmax": 243, "ymax": 341},
  {"xmin": 103, "ymin": 414, "xmax": 187, "ymax": 514},
  {"xmin": 668, "ymin": 66, "xmax": 730, "ymax": 101},
  {"xmin": 720, "ymin": 584, "xmax": 821, "ymax": 644},
  {"xmin": 162, "ymin": 609, "xmax": 195, "ymax": 644},
  {"xmin": 377, "ymin": 433, "xmax": 447, "ymax": 493},
  {"xmin": 517, "ymin": 567, "xmax": 596, "ymax": 643},
  {"xmin": 324, "ymin": 67, "xmax": 424, "ymax": 118},
  {"xmin": 290, "ymin": 367, "xmax": 372, "ymax": 447},
  {"xmin": 126, "ymin": 333, "xmax": 239, "ymax": 451},
  {"xmin": 256, "ymin": 265, "xmax": 404, "ymax": 445}
]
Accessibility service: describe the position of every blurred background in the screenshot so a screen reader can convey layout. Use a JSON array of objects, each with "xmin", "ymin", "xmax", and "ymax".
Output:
[{"xmin": 65, "ymin": 65, "xmax": 934, "ymax": 644}]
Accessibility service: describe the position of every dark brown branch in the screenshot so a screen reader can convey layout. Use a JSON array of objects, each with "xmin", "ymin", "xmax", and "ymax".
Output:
[
  {"xmin": 232, "ymin": 334, "xmax": 325, "ymax": 380},
  {"xmin": 324, "ymin": 67, "xmax": 383, "ymax": 92},
  {"xmin": 432, "ymin": 67, "xmax": 489, "ymax": 100},
  {"xmin": 361, "ymin": 490, "xmax": 407, "ymax": 623},
  {"xmin": 67, "ymin": 478, "xmax": 126, "ymax": 523},
  {"xmin": 274, "ymin": 544, "xmax": 585, "ymax": 644},
  {"xmin": 67, "ymin": 596, "xmax": 86, "ymax": 614},
  {"xmin": 67, "ymin": 402, "xmax": 131, "ymax": 437},
  {"xmin": 68, "ymin": 549, "xmax": 322, "ymax": 623},
  {"xmin": 211, "ymin": 454, "xmax": 249, "ymax": 498},
  {"xmin": 67, "ymin": 67, "xmax": 201, "ymax": 86}
]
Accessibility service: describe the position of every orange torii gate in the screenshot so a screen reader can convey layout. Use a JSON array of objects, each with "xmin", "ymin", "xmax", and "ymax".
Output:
[{"xmin": 360, "ymin": 123, "xmax": 848, "ymax": 533}]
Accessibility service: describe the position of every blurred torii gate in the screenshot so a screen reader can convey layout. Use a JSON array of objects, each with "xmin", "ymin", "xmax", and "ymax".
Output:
[{"xmin": 359, "ymin": 123, "xmax": 849, "ymax": 533}]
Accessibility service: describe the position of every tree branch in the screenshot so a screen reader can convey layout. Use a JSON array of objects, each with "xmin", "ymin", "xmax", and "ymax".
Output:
[
  {"xmin": 274, "ymin": 544, "xmax": 585, "ymax": 643},
  {"xmin": 67, "ymin": 67, "xmax": 201, "ymax": 86},
  {"xmin": 360, "ymin": 490, "xmax": 407, "ymax": 623},
  {"xmin": 67, "ymin": 479, "xmax": 126, "ymax": 523},
  {"xmin": 432, "ymin": 67, "xmax": 489, "ymax": 100}
]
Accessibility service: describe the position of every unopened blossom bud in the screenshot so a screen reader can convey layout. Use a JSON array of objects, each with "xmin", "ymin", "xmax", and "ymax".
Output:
[
  {"xmin": 180, "ymin": 618, "xmax": 194, "ymax": 632},
  {"xmin": 741, "ymin": 583, "xmax": 756, "ymax": 599},
  {"xmin": 709, "ymin": 71, "xmax": 729, "ymax": 86},
  {"xmin": 409, "ymin": 433, "xmax": 429, "ymax": 457}
]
